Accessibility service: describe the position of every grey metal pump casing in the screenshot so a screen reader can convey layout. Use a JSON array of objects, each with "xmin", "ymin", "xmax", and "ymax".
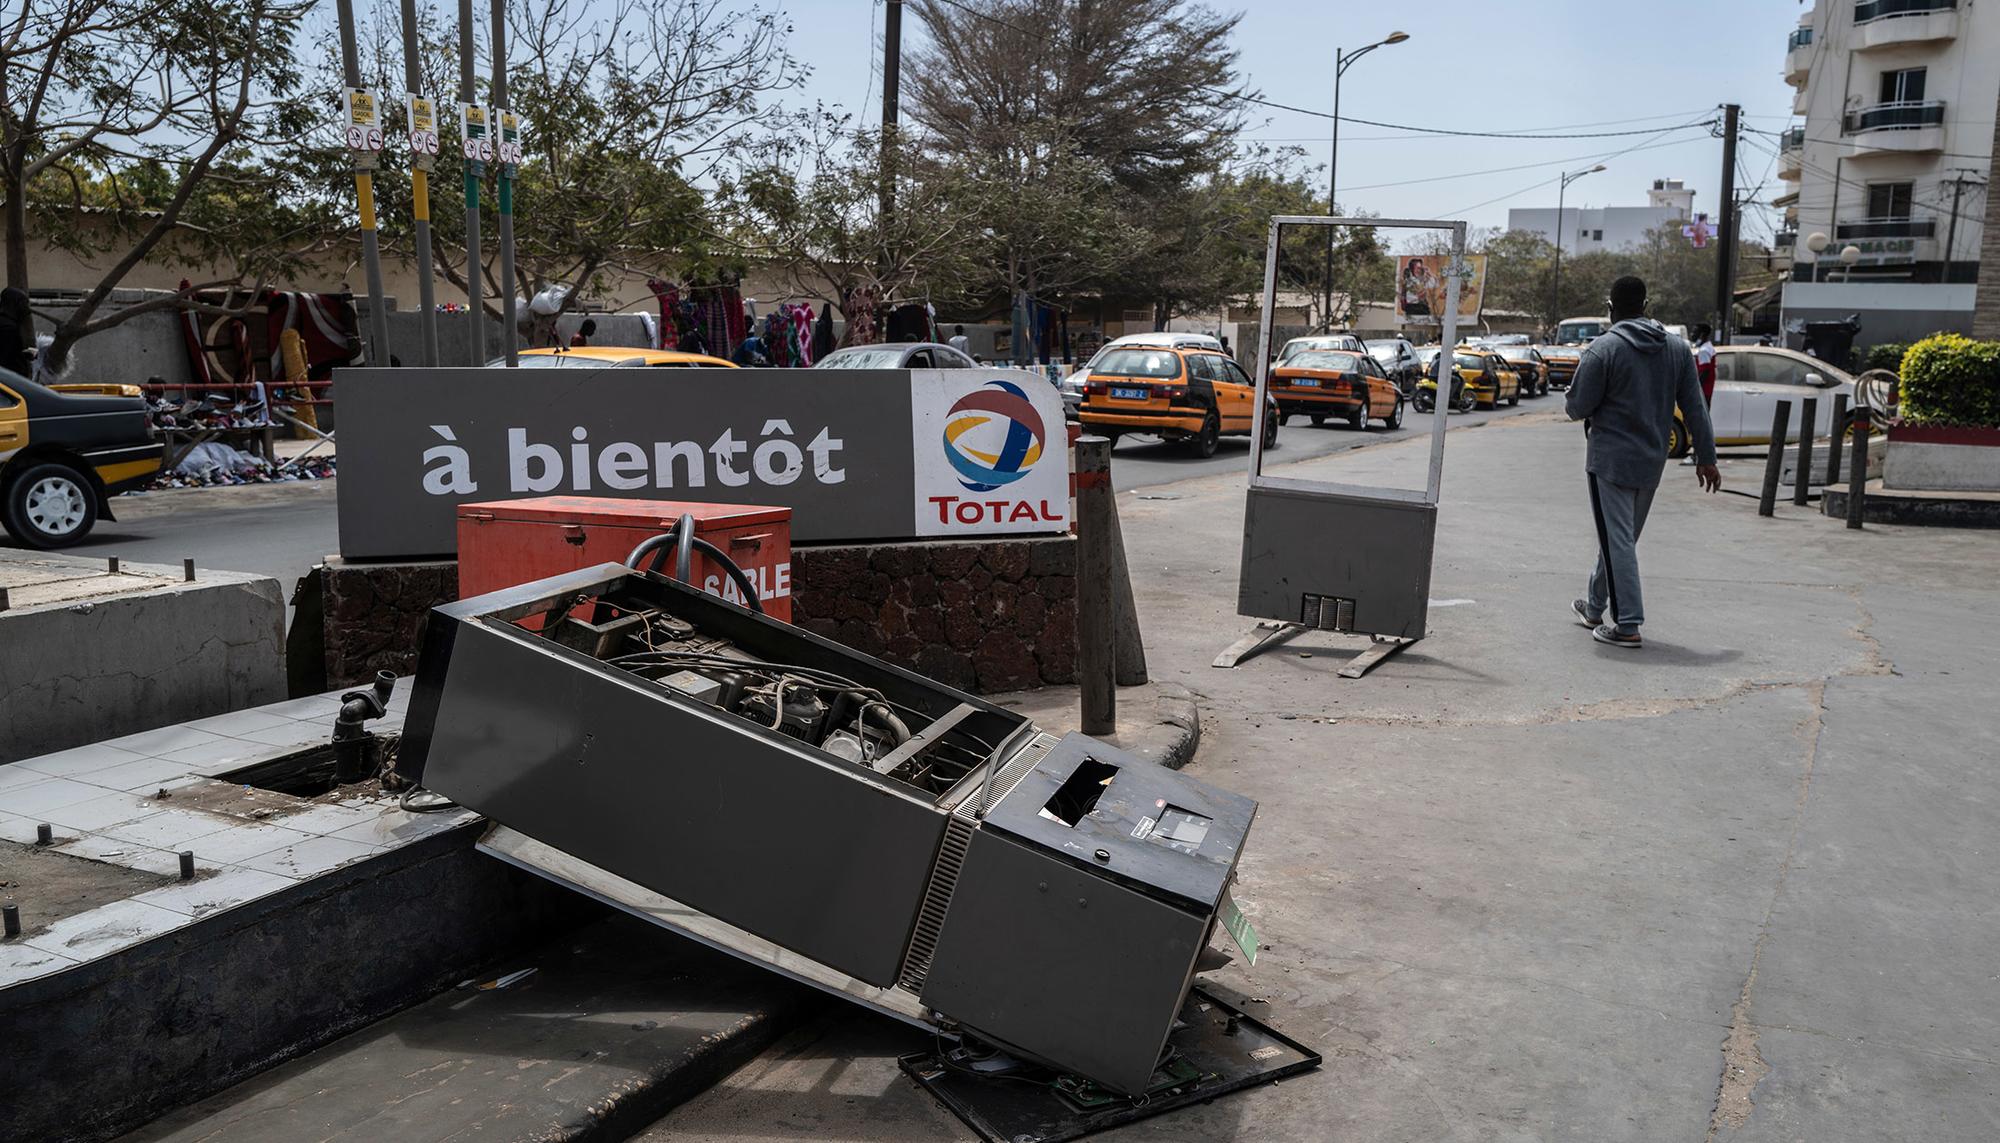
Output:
[{"xmin": 397, "ymin": 565, "xmax": 1257, "ymax": 1096}]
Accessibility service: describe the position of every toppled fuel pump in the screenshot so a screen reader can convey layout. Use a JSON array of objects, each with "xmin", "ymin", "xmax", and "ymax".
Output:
[{"xmin": 396, "ymin": 563, "xmax": 1315, "ymax": 1137}]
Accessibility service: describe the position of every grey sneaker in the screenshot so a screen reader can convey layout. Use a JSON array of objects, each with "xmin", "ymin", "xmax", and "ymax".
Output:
[
  {"xmin": 1592, "ymin": 624, "xmax": 1642, "ymax": 649},
  {"xmin": 1571, "ymin": 599, "xmax": 1602, "ymax": 628}
]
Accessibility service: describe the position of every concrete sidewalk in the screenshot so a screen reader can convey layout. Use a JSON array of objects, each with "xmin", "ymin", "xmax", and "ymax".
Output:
[{"xmin": 653, "ymin": 408, "xmax": 2000, "ymax": 1140}]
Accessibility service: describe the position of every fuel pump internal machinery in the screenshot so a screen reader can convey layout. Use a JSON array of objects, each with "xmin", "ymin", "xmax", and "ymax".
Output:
[{"xmin": 396, "ymin": 563, "xmax": 1315, "ymax": 1135}]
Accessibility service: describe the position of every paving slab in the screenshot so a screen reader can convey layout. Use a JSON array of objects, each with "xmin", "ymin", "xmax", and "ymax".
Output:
[{"xmin": 119, "ymin": 915, "xmax": 816, "ymax": 1143}]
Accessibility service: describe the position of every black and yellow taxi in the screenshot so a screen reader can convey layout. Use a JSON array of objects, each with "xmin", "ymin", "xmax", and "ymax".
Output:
[
  {"xmin": 1416, "ymin": 348, "xmax": 1521, "ymax": 413},
  {"xmin": 0, "ymin": 368, "xmax": 163, "ymax": 548},
  {"xmin": 1496, "ymin": 345, "xmax": 1551, "ymax": 398},
  {"xmin": 1079, "ymin": 345, "xmax": 1278, "ymax": 457},
  {"xmin": 1269, "ymin": 347, "xmax": 1405, "ymax": 430},
  {"xmin": 1535, "ymin": 344, "xmax": 1581, "ymax": 390}
]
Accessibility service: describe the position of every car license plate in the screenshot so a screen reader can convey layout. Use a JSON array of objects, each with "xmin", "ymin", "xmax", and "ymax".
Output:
[
  {"xmin": 1110, "ymin": 386, "xmax": 1149, "ymax": 400},
  {"xmin": 1293, "ymin": 377, "xmax": 1319, "ymax": 387}
]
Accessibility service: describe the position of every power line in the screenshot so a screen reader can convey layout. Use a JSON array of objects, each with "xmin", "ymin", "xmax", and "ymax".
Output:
[
  {"xmin": 1343, "ymin": 131, "xmax": 1710, "ymax": 194},
  {"xmin": 922, "ymin": 0, "xmax": 1721, "ymax": 142},
  {"xmin": 1445, "ymin": 120, "xmax": 1718, "ymax": 216}
]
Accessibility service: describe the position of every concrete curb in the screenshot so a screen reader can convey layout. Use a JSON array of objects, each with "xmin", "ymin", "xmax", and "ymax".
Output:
[
  {"xmin": 1822, "ymin": 481, "xmax": 2000, "ymax": 527},
  {"xmin": 992, "ymin": 680, "xmax": 1203, "ymax": 771}
]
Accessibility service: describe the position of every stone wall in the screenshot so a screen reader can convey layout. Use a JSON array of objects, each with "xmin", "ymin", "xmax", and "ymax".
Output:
[
  {"xmin": 789, "ymin": 536, "xmax": 1077, "ymax": 693},
  {"xmin": 309, "ymin": 557, "xmax": 458, "ymax": 691},
  {"xmin": 306, "ymin": 537, "xmax": 1076, "ymax": 695}
]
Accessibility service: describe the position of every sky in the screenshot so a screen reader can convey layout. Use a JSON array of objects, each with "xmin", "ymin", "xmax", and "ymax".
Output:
[{"xmin": 764, "ymin": 0, "xmax": 1805, "ymax": 242}]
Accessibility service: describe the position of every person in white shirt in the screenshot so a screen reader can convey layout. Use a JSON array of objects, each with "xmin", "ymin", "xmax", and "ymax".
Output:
[{"xmin": 948, "ymin": 325, "xmax": 971, "ymax": 357}]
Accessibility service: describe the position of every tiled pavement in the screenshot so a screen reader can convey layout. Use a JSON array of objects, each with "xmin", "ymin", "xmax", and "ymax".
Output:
[{"xmin": 0, "ymin": 677, "xmax": 478, "ymax": 986}]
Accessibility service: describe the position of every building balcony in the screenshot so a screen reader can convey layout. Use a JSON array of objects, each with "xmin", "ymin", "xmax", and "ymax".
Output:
[
  {"xmin": 1836, "ymin": 217, "xmax": 1936, "ymax": 240},
  {"xmin": 1778, "ymin": 126, "xmax": 1805, "ymax": 180},
  {"xmin": 1853, "ymin": 0, "xmax": 1958, "ymax": 49},
  {"xmin": 1775, "ymin": 230, "xmax": 1798, "ymax": 249},
  {"xmin": 1785, "ymin": 27, "xmax": 1814, "ymax": 84},
  {"xmin": 1793, "ymin": 85, "xmax": 1811, "ymax": 116},
  {"xmin": 1843, "ymin": 100, "xmax": 1946, "ymax": 157}
]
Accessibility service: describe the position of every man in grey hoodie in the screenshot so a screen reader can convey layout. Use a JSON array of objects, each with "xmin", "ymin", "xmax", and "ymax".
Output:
[{"xmin": 1563, "ymin": 276, "xmax": 1720, "ymax": 649}]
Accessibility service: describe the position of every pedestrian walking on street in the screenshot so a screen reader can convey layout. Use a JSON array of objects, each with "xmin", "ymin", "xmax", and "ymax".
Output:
[
  {"xmin": 1564, "ymin": 275, "xmax": 1719, "ymax": 649},
  {"xmin": 1682, "ymin": 323, "xmax": 1718, "ymax": 466},
  {"xmin": 948, "ymin": 324, "xmax": 971, "ymax": 357}
]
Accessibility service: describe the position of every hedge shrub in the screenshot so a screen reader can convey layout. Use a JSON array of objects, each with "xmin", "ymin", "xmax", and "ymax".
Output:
[
  {"xmin": 1898, "ymin": 333, "xmax": 2000, "ymax": 428},
  {"xmin": 1863, "ymin": 341, "xmax": 1909, "ymax": 374}
]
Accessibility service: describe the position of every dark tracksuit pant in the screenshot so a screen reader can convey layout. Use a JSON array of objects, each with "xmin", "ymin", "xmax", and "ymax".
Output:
[{"xmin": 1586, "ymin": 475, "xmax": 1655, "ymax": 634}]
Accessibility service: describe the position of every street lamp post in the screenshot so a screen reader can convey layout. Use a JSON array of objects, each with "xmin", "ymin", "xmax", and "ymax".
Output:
[
  {"xmin": 1321, "ymin": 31, "xmax": 1409, "ymax": 331},
  {"xmin": 1805, "ymin": 231, "xmax": 1830, "ymax": 282},
  {"xmin": 1549, "ymin": 163, "xmax": 1606, "ymax": 335}
]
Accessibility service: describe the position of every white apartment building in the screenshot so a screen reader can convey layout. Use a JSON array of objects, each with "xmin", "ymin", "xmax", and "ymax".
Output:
[
  {"xmin": 1777, "ymin": 0, "xmax": 1995, "ymax": 343},
  {"xmin": 1507, "ymin": 179, "xmax": 1699, "ymax": 254}
]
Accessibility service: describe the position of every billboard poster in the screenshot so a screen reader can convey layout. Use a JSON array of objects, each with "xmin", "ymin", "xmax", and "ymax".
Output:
[
  {"xmin": 1395, "ymin": 253, "xmax": 1486, "ymax": 326},
  {"xmin": 333, "ymin": 366, "xmax": 1070, "ymax": 559}
]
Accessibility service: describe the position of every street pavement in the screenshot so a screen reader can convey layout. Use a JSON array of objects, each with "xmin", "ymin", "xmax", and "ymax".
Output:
[
  {"xmin": 1103, "ymin": 395, "xmax": 1533, "ymax": 489},
  {"xmin": 0, "ymin": 480, "xmax": 339, "ymax": 592},
  {"xmin": 648, "ymin": 408, "xmax": 2000, "ymax": 1141}
]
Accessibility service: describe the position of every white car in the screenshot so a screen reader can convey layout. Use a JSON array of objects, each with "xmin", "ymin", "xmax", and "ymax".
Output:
[{"xmin": 1707, "ymin": 346, "xmax": 1856, "ymax": 446}]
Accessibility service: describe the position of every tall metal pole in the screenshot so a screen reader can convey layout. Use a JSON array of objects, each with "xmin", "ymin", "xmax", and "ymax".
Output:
[
  {"xmin": 1551, "ymin": 176, "xmax": 1567, "ymax": 333},
  {"xmin": 1714, "ymin": 103, "xmax": 1740, "ymax": 345},
  {"xmin": 457, "ymin": 0, "xmax": 486, "ymax": 364},
  {"xmin": 878, "ymin": 0, "xmax": 903, "ymax": 278},
  {"xmin": 490, "ymin": 0, "xmax": 517, "ymax": 365},
  {"xmin": 399, "ymin": 0, "xmax": 439, "ymax": 366},
  {"xmin": 1321, "ymin": 50, "xmax": 1342, "ymax": 332},
  {"xmin": 335, "ymin": 0, "xmax": 391, "ymax": 364}
]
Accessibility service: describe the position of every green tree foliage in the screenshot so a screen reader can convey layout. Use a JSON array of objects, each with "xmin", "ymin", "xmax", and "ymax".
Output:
[
  {"xmin": 348, "ymin": 0, "xmax": 800, "ymax": 317},
  {"xmin": 900, "ymin": 0, "xmax": 1248, "ymax": 312},
  {"xmin": 1479, "ymin": 224, "xmax": 1773, "ymax": 331},
  {"xmin": 2, "ymin": 0, "xmax": 320, "ymax": 372}
]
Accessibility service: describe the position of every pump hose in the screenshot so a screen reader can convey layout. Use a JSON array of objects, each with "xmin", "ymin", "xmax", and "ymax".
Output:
[{"xmin": 623, "ymin": 518, "xmax": 767, "ymax": 614}]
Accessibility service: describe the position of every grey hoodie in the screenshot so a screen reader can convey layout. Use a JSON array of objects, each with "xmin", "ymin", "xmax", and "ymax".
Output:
[{"xmin": 1564, "ymin": 317, "xmax": 1717, "ymax": 489}]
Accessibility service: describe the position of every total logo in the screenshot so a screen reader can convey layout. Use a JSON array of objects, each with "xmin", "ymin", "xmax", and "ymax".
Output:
[
  {"xmin": 942, "ymin": 380, "xmax": 1046, "ymax": 491},
  {"xmin": 928, "ymin": 378, "xmax": 1064, "ymax": 528}
]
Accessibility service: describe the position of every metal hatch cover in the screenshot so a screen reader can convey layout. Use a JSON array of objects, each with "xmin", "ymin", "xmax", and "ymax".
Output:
[{"xmin": 900, "ymin": 985, "xmax": 1322, "ymax": 1143}]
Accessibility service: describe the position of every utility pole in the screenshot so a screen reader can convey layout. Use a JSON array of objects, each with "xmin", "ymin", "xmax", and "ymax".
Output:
[
  {"xmin": 1322, "ymin": 46, "xmax": 1342, "ymax": 332},
  {"xmin": 458, "ymin": 0, "xmax": 486, "ymax": 364},
  {"xmin": 878, "ymin": 0, "xmax": 903, "ymax": 278},
  {"xmin": 491, "ymin": 0, "xmax": 518, "ymax": 366},
  {"xmin": 1941, "ymin": 169, "xmax": 1985, "ymax": 284},
  {"xmin": 1714, "ymin": 103, "xmax": 1740, "ymax": 345},
  {"xmin": 334, "ymin": 0, "xmax": 391, "ymax": 364},
  {"xmin": 398, "ymin": 0, "xmax": 439, "ymax": 366}
]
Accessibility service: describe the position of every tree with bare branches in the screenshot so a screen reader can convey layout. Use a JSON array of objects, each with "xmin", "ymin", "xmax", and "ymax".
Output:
[
  {"xmin": 2, "ymin": 0, "xmax": 321, "ymax": 373},
  {"xmin": 350, "ymin": 0, "xmax": 802, "ymax": 319}
]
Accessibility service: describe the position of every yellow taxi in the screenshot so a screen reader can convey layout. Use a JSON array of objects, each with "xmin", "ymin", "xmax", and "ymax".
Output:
[
  {"xmin": 1, "ymin": 369, "xmax": 162, "ymax": 548},
  {"xmin": 1417, "ymin": 348, "xmax": 1519, "ymax": 412},
  {"xmin": 1535, "ymin": 344, "xmax": 1581, "ymax": 390},
  {"xmin": 1268, "ymin": 346, "xmax": 1405, "ymax": 430},
  {"xmin": 493, "ymin": 346, "xmax": 738, "ymax": 368},
  {"xmin": 1079, "ymin": 345, "xmax": 1278, "ymax": 457}
]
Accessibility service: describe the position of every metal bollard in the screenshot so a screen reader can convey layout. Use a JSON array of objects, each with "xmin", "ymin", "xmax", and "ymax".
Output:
[
  {"xmin": 180, "ymin": 851, "xmax": 196, "ymax": 881},
  {"xmin": 1758, "ymin": 400, "xmax": 1792, "ymax": 518},
  {"xmin": 183, "ymin": 558, "xmax": 196, "ymax": 582},
  {"xmin": 1825, "ymin": 393, "xmax": 1849, "ymax": 490},
  {"xmin": 1075, "ymin": 436, "xmax": 1116, "ymax": 736},
  {"xmin": 1793, "ymin": 396, "xmax": 1817, "ymax": 506},
  {"xmin": 1847, "ymin": 408, "xmax": 1870, "ymax": 530},
  {"xmin": 2, "ymin": 901, "xmax": 18, "ymax": 939},
  {"xmin": 108, "ymin": 556, "xmax": 121, "ymax": 575},
  {"xmin": 35, "ymin": 822, "xmax": 52, "ymax": 846}
]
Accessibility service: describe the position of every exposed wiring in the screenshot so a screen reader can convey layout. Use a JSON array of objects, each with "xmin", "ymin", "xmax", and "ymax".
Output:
[{"xmin": 398, "ymin": 785, "xmax": 459, "ymax": 814}]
